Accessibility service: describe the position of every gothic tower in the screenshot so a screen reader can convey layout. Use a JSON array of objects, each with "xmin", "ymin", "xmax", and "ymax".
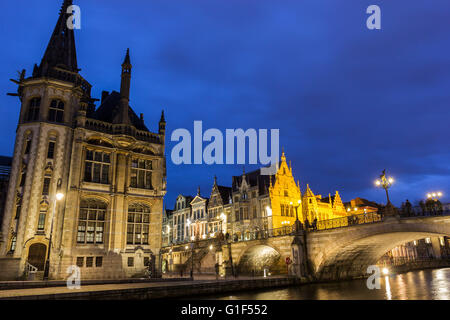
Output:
[
  {"xmin": 0, "ymin": 0, "xmax": 92, "ymax": 279},
  {"xmin": 0, "ymin": 1, "xmax": 166, "ymax": 280}
]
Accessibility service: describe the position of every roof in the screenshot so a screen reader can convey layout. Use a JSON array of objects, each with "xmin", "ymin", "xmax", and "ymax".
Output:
[
  {"xmin": 232, "ymin": 169, "xmax": 273, "ymax": 195},
  {"xmin": 217, "ymin": 185, "xmax": 232, "ymax": 204},
  {"xmin": 344, "ymin": 197, "xmax": 380, "ymax": 208},
  {"xmin": 320, "ymin": 195, "xmax": 334, "ymax": 203},
  {"xmin": 91, "ymin": 91, "xmax": 149, "ymax": 131},
  {"xmin": 35, "ymin": 0, "xmax": 78, "ymax": 77}
]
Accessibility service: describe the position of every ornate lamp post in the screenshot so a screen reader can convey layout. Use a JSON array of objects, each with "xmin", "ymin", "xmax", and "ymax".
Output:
[
  {"xmin": 375, "ymin": 170, "xmax": 396, "ymax": 218},
  {"xmin": 426, "ymin": 192, "xmax": 443, "ymax": 215},
  {"xmin": 427, "ymin": 192, "xmax": 443, "ymax": 201},
  {"xmin": 43, "ymin": 178, "xmax": 64, "ymax": 281}
]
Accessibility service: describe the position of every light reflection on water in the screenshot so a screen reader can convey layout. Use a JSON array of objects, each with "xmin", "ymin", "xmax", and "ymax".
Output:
[{"xmin": 204, "ymin": 268, "xmax": 450, "ymax": 300}]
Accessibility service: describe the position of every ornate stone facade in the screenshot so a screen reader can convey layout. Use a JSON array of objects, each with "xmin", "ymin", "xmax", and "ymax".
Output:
[{"xmin": 0, "ymin": 1, "xmax": 166, "ymax": 280}]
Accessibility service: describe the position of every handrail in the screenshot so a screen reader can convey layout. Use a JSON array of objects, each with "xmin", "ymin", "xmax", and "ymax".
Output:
[
  {"xmin": 25, "ymin": 261, "xmax": 38, "ymax": 275},
  {"xmin": 313, "ymin": 212, "xmax": 382, "ymax": 231}
]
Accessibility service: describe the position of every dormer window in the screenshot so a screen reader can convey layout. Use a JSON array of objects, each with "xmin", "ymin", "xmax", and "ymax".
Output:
[{"xmin": 48, "ymin": 99, "xmax": 65, "ymax": 123}]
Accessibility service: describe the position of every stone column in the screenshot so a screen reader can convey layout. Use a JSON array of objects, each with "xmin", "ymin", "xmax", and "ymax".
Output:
[{"xmin": 431, "ymin": 237, "xmax": 442, "ymax": 259}]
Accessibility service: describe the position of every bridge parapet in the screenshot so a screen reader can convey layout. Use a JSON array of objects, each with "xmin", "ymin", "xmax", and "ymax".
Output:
[{"xmin": 306, "ymin": 214, "xmax": 450, "ymax": 280}]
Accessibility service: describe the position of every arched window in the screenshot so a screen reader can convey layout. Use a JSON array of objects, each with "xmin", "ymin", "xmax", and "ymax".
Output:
[
  {"xmin": 77, "ymin": 199, "xmax": 106, "ymax": 244},
  {"xmin": 48, "ymin": 99, "xmax": 65, "ymax": 123},
  {"xmin": 127, "ymin": 203, "xmax": 150, "ymax": 245},
  {"xmin": 26, "ymin": 98, "xmax": 41, "ymax": 122}
]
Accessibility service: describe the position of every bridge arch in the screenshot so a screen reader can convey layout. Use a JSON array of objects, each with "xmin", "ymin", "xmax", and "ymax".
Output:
[
  {"xmin": 236, "ymin": 243, "xmax": 284, "ymax": 276},
  {"xmin": 308, "ymin": 217, "xmax": 450, "ymax": 280}
]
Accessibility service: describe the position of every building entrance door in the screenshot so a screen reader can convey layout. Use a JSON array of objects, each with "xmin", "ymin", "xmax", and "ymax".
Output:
[{"xmin": 27, "ymin": 243, "xmax": 47, "ymax": 270}]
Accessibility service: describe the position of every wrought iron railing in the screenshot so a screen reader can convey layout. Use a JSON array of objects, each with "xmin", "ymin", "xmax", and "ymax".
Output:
[
  {"xmin": 313, "ymin": 212, "xmax": 382, "ymax": 231},
  {"xmin": 228, "ymin": 225, "xmax": 295, "ymax": 243},
  {"xmin": 400, "ymin": 209, "xmax": 450, "ymax": 218}
]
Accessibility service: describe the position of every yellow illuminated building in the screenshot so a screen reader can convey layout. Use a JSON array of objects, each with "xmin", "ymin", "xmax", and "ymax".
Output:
[
  {"xmin": 302, "ymin": 185, "xmax": 348, "ymax": 222},
  {"xmin": 269, "ymin": 152, "xmax": 302, "ymax": 229}
]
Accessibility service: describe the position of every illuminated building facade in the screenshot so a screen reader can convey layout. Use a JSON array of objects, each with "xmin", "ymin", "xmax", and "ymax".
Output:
[
  {"xmin": 302, "ymin": 186, "xmax": 348, "ymax": 222},
  {"xmin": 0, "ymin": 1, "xmax": 166, "ymax": 280},
  {"xmin": 163, "ymin": 151, "xmax": 353, "ymax": 245}
]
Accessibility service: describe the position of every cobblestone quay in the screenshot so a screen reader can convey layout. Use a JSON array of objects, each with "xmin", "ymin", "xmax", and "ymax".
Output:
[{"xmin": 0, "ymin": 277, "xmax": 299, "ymax": 300}]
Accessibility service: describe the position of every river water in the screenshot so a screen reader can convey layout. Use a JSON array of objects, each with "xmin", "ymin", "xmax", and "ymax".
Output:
[{"xmin": 205, "ymin": 268, "xmax": 450, "ymax": 300}]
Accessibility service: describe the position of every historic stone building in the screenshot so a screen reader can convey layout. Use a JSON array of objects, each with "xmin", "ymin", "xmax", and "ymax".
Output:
[
  {"xmin": 0, "ymin": 1, "xmax": 166, "ymax": 280},
  {"xmin": 163, "ymin": 151, "xmax": 348, "ymax": 246},
  {"xmin": 302, "ymin": 185, "xmax": 347, "ymax": 222}
]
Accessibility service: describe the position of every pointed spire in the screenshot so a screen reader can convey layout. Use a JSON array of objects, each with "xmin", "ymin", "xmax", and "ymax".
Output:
[
  {"xmin": 122, "ymin": 48, "xmax": 131, "ymax": 67},
  {"xmin": 120, "ymin": 48, "xmax": 132, "ymax": 100},
  {"xmin": 159, "ymin": 110, "xmax": 166, "ymax": 135},
  {"xmin": 115, "ymin": 48, "xmax": 132, "ymax": 125},
  {"xmin": 214, "ymin": 175, "xmax": 217, "ymax": 186},
  {"xmin": 197, "ymin": 186, "xmax": 201, "ymax": 196},
  {"xmin": 37, "ymin": 0, "xmax": 78, "ymax": 77}
]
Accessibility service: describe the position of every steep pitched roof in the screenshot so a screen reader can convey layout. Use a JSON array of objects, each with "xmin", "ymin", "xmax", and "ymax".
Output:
[
  {"xmin": 232, "ymin": 169, "xmax": 273, "ymax": 196},
  {"xmin": 36, "ymin": 0, "xmax": 78, "ymax": 77},
  {"xmin": 91, "ymin": 91, "xmax": 149, "ymax": 131},
  {"xmin": 217, "ymin": 185, "xmax": 232, "ymax": 204}
]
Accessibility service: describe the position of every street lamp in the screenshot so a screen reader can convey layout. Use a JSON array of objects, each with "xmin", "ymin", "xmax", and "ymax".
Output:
[
  {"xmin": 427, "ymin": 192, "xmax": 443, "ymax": 201},
  {"xmin": 375, "ymin": 169, "xmax": 394, "ymax": 205},
  {"xmin": 43, "ymin": 178, "xmax": 64, "ymax": 280},
  {"xmin": 375, "ymin": 169, "xmax": 396, "ymax": 217}
]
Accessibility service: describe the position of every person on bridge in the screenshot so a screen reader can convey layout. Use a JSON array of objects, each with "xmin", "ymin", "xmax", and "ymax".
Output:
[{"xmin": 305, "ymin": 218, "xmax": 311, "ymax": 231}]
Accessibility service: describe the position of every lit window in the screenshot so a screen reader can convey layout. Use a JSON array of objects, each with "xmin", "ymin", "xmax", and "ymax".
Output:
[
  {"xmin": 127, "ymin": 203, "xmax": 150, "ymax": 245},
  {"xmin": 37, "ymin": 211, "xmax": 46, "ymax": 231},
  {"xmin": 425, "ymin": 238, "xmax": 431, "ymax": 244},
  {"xmin": 77, "ymin": 199, "xmax": 106, "ymax": 244},
  {"xmin": 10, "ymin": 235, "xmax": 17, "ymax": 252}
]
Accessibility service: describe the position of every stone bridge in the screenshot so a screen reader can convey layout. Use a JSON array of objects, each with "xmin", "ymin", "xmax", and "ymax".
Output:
[
  {"xmin": 161, "ymin": 215, "xmax": 450, "ymax": 280},
  {"xmin": 307, "ymin": 215, "xmax": 450, "ymax": 280},
  {"xmin": 161, "ymin": 234, "xmax": 295, "ymax": 277}
]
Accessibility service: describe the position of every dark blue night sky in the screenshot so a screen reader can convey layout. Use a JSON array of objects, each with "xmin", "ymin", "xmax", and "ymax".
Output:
[{"xmin": 0, "ymin": 0, "xmax": 449, "ymax": 208}]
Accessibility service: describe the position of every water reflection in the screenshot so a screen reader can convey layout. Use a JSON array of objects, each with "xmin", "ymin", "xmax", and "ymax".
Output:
[
  {"xmin": 202, "ymin": 268, "xmax": 450, "ymax": 300},
  {"xmin": 384, "ymin": 276, "xmax": 392, "ymax": 300}
]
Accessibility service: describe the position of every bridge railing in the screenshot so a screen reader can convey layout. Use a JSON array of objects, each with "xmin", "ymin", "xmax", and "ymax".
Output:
[
  {"xmin": 228, "ymin": 226, "xmax": 295, "ymax": 243},
  {"xmin": 313, "ymin": 212, "xmax": 382, "ymax": 231},
  {"xmin": 399, "ymin": 209, "xmax": 450, "ymax": 218}
]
